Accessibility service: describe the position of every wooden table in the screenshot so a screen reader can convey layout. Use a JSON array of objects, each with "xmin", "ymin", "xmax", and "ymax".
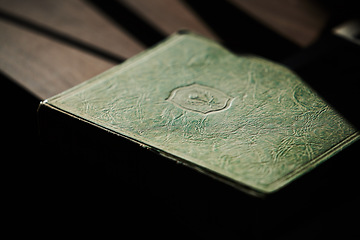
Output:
[{"xmin": 0, "ymin": 0, "xmax": 328, "ymax": 100}]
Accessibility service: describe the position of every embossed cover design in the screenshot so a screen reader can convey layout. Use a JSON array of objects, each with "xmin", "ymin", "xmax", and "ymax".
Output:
[
  {"xmin": 43, "ymin": 32, "xmax": 359, "ymax": 195},
  {"xmin": 166, "ymin": 83, "xmax": 233, "ymax": 114}
]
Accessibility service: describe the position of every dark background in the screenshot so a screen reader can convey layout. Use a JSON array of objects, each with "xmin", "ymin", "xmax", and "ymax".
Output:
[{"xmin": 2, "ymin": 0, "xmax": 359, "ymax": 238}]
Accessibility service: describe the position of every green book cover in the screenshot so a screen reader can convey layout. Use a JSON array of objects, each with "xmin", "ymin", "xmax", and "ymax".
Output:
[{"xmin": 41, "ymin": 32, "xmax": 359, "ymax": 195}]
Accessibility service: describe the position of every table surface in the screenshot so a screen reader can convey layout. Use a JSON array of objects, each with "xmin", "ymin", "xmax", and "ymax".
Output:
[{"xmin": 0, "ymin": 0, "xmax": 328, "ymax": 100}]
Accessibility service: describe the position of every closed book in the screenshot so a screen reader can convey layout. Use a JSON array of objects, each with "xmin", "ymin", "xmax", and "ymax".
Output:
[
  {"xmin": 38, "ymin": 32, "xmax": 360, "ymax": 237},
  {"xmin": 38, "ymin": 32, "xmax": 358, "ymax": 197}
]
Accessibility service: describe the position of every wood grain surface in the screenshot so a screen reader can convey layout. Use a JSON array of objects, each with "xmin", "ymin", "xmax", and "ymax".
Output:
[
  {"xmin": 0, "ymin": 19, "xmax": 115, "ymax": 99},
  {"xmin": 119, "ymin": 0, "xmax": 219, "ymax": 40},
  {"xmin": 0, "ymin": 0, "xmax": 327, "ymax": 100},
  {"xmin": 229, "ymin": 0, "xmax": 328, "ymax": 46},
  {"xmin": 0, "ymin": 0, "xmax": 145, "ymax": 59}
]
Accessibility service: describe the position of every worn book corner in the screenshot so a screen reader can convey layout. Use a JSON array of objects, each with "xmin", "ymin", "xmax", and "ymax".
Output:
[{"xmin": 38, "ymin": 32, "xmax": 359, "ymax": 197}]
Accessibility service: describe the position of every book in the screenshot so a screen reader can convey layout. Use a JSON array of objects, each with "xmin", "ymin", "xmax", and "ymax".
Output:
[{"xmin": 39, "ymin": 32, "xmax": 359, "ymax": 196}]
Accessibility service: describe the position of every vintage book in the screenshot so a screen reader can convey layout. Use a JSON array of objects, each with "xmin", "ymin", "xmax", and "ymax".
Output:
[{"xmin": 39, "ymin": 32, "xmax": 359, "ymax": 196}]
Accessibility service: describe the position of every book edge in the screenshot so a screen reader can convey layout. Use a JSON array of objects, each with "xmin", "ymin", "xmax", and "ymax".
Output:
[{"xmin": 263, "ymin": 131, "xmax": 360, "ymax": 193}]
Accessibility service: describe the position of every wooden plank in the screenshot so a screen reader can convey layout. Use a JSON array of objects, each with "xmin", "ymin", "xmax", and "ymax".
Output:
[
  {"xmin": 119, "ymin": 0, "xmax": 218, "ymax": 40},
  {"xmin": 0, "ymin": 0, "xmax": 145, "ymax": 59},
  {"xmin": 0, "ymin": 19, "xmax": 115, "ymax": 99},
  {"xmin": 229, "ymin": 0, "xmax": 329, "ymax": 47}
]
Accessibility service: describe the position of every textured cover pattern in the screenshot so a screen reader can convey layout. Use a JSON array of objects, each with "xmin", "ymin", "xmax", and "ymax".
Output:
[{"xmin": 45, "ymin": 33, "xmax": 359, "ymax": 194}]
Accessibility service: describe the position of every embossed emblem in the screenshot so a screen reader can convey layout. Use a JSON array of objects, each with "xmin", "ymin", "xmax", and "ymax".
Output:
[{"xmin": 167, "ymin": 83, "xmax": 233, "ymax": 114}]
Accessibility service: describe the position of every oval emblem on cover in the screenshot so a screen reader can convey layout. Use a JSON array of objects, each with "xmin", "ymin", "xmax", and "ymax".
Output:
[{"xmin": 167, "ymin": 83, "xmax": 233, "ymax": 114}]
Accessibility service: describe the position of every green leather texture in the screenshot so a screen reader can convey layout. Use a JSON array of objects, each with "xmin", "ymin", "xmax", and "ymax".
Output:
[{"xmin": 45, "ymin": 32, "xmax": 359, "ymax": 194}]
